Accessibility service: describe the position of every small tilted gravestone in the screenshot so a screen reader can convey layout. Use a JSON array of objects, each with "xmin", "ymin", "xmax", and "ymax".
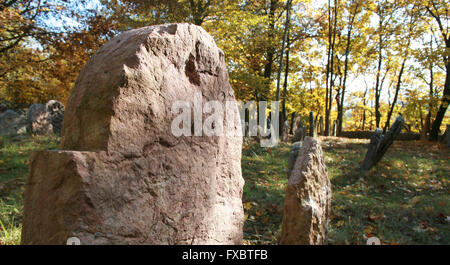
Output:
[
  {"xmin": 21, "ymin": 23, "xmax": 244, "ymax": 245},
  {"xmin": 361, "ymin": 116, "xmax": 405, "ymax": 171},
  {"xmin": 281, "ymin": 137, "xmax": 332, "ymax": 245}
]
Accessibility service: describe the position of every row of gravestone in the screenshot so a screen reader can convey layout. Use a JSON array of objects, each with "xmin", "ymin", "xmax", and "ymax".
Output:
[
  {"xmin": 21, "ymin": 23, "xmax": 331, "ymax": 245},
  {"xmin": 0, "ymin": 100, "xmax": 64, "ymax": 136}
]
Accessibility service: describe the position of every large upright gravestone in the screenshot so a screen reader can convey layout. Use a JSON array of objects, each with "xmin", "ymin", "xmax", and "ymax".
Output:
[
  {"xmin": 280, "ymin": 137, "xmax": 331, "ymax": 245},
  {"xmin": 22, "ymin": 23, "xmax": 244, "ymax": 245}
]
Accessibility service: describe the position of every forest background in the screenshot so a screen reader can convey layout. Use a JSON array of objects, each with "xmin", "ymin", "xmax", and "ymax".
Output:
[{"xmin": 1, "ymin": 0, "xmax": 449, "ymax": 139}]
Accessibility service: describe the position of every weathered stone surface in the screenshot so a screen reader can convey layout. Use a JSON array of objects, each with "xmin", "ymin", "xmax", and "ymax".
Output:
[
  {"xmin": 282, "ymin": 120, "xmax": 290, "ymax": 142},
  {"xmin": 27, "ymin": 104, "xmax": 52, "ymax": 135},
  {"xmin": 280, "ymin": 137, "xmax": 332, "ymax": 245},
  {"xmin": 0, "ymin": 109, "xmax": 27, "ymax": 135},
  {"xmin": 46, "ymin": 100, "xmax": 65, "ymax": 135},
  {"xmin": 309, "ymin": 111, "xmax": 315, "ymax": 137},
  {"xmin": 22, "ymin": 23, "xmax": 244, "ymax": 245},
  {"xmin": 289, "ymin": 113, "xmax": 301, "ymax": 135},
  {"xmin": 292, "ymin": 125, "xmax": 306, "ymax": 142},
  {"xmin": 332, "ymin": 120, "xmax": 337, "ymax": 136},
  {"xmin": 287, "ymin": 141, "xmax": 302, "ymax": 177},
  {"xmin": 361, "ymin": 116, "xmax": 404, "ymax": 171}
]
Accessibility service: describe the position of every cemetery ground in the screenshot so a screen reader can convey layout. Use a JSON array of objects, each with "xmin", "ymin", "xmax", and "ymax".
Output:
[{"xmin": 0, "ymin": 135, "xmax": 448, "ymax": 245}]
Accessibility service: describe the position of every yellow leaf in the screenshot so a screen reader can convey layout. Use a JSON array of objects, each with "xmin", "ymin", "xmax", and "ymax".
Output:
[
  {"xmin": 243, "ymin": 202, "xmax": 252, "ymax": 210},
  {"xmin": 364, "ymin": 226, "xmax": 374, "ymax": 237}
]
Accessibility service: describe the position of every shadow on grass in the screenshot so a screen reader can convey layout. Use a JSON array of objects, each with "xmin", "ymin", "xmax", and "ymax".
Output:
[
  {"xmin": 241, "ymin": 139, "xmax": 289, "ymax": 244},
  {"xmin": 324, "ymin": 138, "xmax": 449, "ymax": 244}
]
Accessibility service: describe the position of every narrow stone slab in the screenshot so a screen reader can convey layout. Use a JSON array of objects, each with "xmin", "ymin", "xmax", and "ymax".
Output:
[
  {"xmin": 280, "ymin": 137, "xmax": 332, "ymax": 245},
  {"xmin": 361, "ymin": 116, "xmax": 404, "ymax": 171}
]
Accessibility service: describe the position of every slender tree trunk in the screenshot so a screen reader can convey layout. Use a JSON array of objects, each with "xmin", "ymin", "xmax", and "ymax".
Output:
[
  {"xmin": 374, "ymin": 13, "xmax": 384, "ymax": 128},
  {"xmin": 281, "ymin": 35, "xmax": 291, "ymax": 138},
  {"xmin": 384, "ymin": 58, "xmax": 406, "ymax": 132},
  {"xmin": 325, "ymin": 0, "xmax": 338, "ymax": 136},
  {"xmin": 430, "ymin": 62, "xmax": 450, "ymax": 140},
  {"xmin": 338, "ymin": 1, "xmax": 359, "ymax": 134},
  {"xmin": 325, "ymin": 0, "xmax": 332, "ymax": 136},
  {"xmin": 426, "ymin": 6, "xmax": 449, "ymax": 141},
  {"xmin": 262, "ymin": 0, "xmax": 278, "ymax": 101},
  {"xmin": 276, "ymin": 0, "xmax": 291, "ymax": 102},
  {"xmin": 276, "ymin": 0, "xmax": 291, "ymax": 136},
  {"xmin": 374, "ymin": 44, "xmax": 382, "ymax": 128},
  {"xmin": 425, "ymin": 37, "xmax": 434, "ymax": 138},
  {"xmin": 362, "ymin": 80, "xmax": 368, "ymax": 131}
]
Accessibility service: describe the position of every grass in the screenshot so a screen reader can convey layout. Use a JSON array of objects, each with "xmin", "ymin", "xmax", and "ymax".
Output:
[
  {"xmin": 0, "ymin": 135, "xmax": 448, "ymax": 245},
  {"xmin": 0, "ymin": 135, "xmax": 59, "ymax": 245},
  {"xmin": 241, "ymin": 139, "xmax": 291, "ymax": 244},
  {"xmin": 242, "ymin": 136, "xmax": 449, "ymax": 245}
]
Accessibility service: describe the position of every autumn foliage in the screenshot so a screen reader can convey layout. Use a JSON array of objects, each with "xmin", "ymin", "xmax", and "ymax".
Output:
[{"xmin": 0, "ymin": 0, "xmax": 448, "ymax": 138}]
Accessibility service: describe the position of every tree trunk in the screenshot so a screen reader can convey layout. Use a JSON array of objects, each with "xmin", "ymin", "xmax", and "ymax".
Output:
[
  {"xmin": 281, "ymin": 35, "xmax": 291, "ymax": 139},
  {"xmin": 426, "ymin": 6, "xmax": 450, "ymax": 141},
  {"xmin": 326, "ymin": 0, "xmax": 338, "ymax": 135},
  {"xmin": 277, "ymin": 0, "xmax": 292, "ymax": 137},
  {"xmin": 374, "ymin": 12, "xmax": 384, "ymax": 128},
  {"xmin": 262, "ymin": 0, "xmax": 278, "ymax": 101},
  {"xmin": 338, "ymin": 1, "xmax": 359, "ymax": 135},
  {"xmin": 384, "ymin": 58, "xmax": 406, "ymax": 132},
  {"xmin": 429, "ymin": 62, "xmax": 450, "ymax": 140},
  {"xmin": 362, "ymin": 85, "xmax": 368, "ymax": 130},
  {"xmin": 324, "ymin": 0, "xmax": 333, "ymax": 136}
]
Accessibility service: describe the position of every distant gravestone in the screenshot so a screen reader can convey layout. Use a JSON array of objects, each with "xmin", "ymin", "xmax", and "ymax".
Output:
[
  {"xmin": 0, "ymin": 109, "xmax": 27, "ymax": 136},
  {"xmin": 22, "ymin": 23, "xmax": 244, "ymax": 245},
  {"xmin": 26, "ymin": 104, "xmax": 52, "ymax": 135},
  {"xmin": 332, "ymin": 120, "xmax": 337, "ymax": 136},
  {"xmin": 290, "ymin": 113, "xmax": 301, "ymax": 135},
  {"xmin": 45, "ymin": 100, "xmax": 64, "ymax": 135},
  {"xmin": 287, "ymin": 141, "xmax": 302, "ymax": 177},
  {"xmin": 281, "ymin": 137, "xmax": 332, "ymax": 245},
  {"xmin": 282, "ymin": 120, "xmax": 290, "ymax": 142},
  {"xmin": 293, "ymin": 125, "xmax": 306, "ymax": 142},
  {"xmin": 309, "ymin": 111, "xmax": 315, "ymax": 137}
]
